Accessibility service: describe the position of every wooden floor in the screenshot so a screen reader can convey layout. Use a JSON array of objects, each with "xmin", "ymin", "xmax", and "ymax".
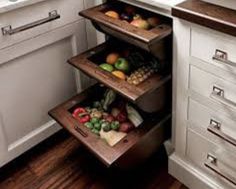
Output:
[{"xmin": 0, "ymin": 130, "xmax": 188, "ymax": 189}]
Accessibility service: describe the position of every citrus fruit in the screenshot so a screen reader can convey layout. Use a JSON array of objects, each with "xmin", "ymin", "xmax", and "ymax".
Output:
[
  {"xmin": 106, "ymin": 53, "xmax": 120, "ymax": 65},
  {"xmin": 112, "ymin": 71, "xmax": 126, "ymax": 80}
]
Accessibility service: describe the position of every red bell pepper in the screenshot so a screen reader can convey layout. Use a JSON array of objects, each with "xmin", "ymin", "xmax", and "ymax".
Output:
[{"xmin": 72, "ymin": 107, "xmax": 90, "ymax": 123}]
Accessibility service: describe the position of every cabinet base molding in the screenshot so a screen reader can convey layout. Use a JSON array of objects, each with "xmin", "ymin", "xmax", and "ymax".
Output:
[
  {"xmin": 169, "ymin": 154, "xmax": 224, "ymax": 189},
  {"xmin": 0, "ymin": 121, "xmax": 61, "ymax": 167}
]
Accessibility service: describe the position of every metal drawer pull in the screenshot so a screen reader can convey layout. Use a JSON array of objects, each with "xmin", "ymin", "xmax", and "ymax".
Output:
[
  {"xmin": 213, "ymin": 49, "xmax": 236, "ymax": 68},
  {"xmin": 74, "ymin": 126, "xmax": 87, "ymax": 138},
  {"xmin": 208, "ymin": 119, "xmax": 236, "ymax": 147},
  {"xmin": 1, "ymin": 10, "xmax": 60, "ymax": 36},
  {"xmin": 205, "ymin": 154, "xmax": 236, "ymax": 185},
  {"xmin": 211, "ymin": 86, "xmax": 236, "ymax": 109}
]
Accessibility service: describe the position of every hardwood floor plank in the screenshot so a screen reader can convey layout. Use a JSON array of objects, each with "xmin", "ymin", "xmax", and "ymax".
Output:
[
  {"xmin": 28, "ymin": 136, "xmax": 81, "ymax": 177},
  {"xmin": 0, "ymin": 130, "xmax": 188, "ymax": 189},
  {"xmin": 0, "ymin": 167, "xmax": 37, "ymax": 189},
  {"xmin": 170, "ymin": 180, "xmax": 183, "ymax": 189}
]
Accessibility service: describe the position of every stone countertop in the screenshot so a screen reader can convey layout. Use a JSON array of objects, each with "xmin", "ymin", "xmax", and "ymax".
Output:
[{"xmin": 172, "ymin": 0, "xmax": 236, "ymax": 37}]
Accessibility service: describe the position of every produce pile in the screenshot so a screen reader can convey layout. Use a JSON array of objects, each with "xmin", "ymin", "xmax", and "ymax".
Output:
[
  {"xmin": 98, "ymin": 48, "xmax": 161, "ymax": 85},
  {"xmin": 104, "ymin": 5, "xmax": 162, "ymax": 30},
  {"xmin": 72, "ymin": 88, "xmax": 144, "ymax": 146}
]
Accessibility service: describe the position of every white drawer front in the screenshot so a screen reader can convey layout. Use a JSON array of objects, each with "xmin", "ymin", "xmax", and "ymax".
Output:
[
  {"xmin": 187, "ymin": 129, "xmax": 236, "ymax": 188},
  {"xmin": 190, "ymin": 65, "xmax": 236, "ymax": 113},
  {"xmin": 191, "ymin": 27, "xmax": 236, "ymax": 75},
  {"xmin": 0, "ymin": 0, "xmax": 83, "ymax": 49},
  {"xmin": 188, "ymin": 99, "xmax": 236, "ymax": 147}
]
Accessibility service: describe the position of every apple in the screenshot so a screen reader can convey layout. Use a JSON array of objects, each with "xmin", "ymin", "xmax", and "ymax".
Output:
[
  {"xmin": 114, "ymin": 58, "xmax": 130, "ymax": 73},
  {"xmin": 119, "ymin": 122, "xmax": 135, "ymax": 133},
  {"xmin": 147, "ymin": 17, "xmax": 161, "ymax": 27},
  {"xmin": 99, "ymin": 63, "xmax": 114, "ymax": 72},
  {"xmin": 130, "ymin": 19, "xmax": 150, "ymax": 30}
]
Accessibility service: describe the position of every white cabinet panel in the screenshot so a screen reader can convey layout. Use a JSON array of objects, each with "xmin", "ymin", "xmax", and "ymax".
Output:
[
  {"xmin": 0, "ymin": 0, "xmax": 84, "ymax": 49},
  {"xmin": 170, "ymin": 19, "xmax": 236, "ymax": 189},
  {"xmin": 191, "ymin": 27, "xmax": 236, "ymax": 75},
  {"xmin": 190, "ymin": 65, "xmax": 236, "ymax": 114},
  {"xmin": 0, "ymin": 38, "xmax": 75, "ymax": 146},
  {"xmin": 0, "ymin": 20, "xmax": 87, "ymax": 167},
  {"xmin": 188, "ymin": 98, "xmax": 236, "ymax": 143},
  {"xmin": 187, "ymin": 129, "xmax": 236, "ymax": 189}
]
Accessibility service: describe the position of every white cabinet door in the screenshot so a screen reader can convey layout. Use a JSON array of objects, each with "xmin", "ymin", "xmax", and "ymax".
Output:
[{"xmin": 0, "ymin": 20, "xmax": 87, "ymax": 167}]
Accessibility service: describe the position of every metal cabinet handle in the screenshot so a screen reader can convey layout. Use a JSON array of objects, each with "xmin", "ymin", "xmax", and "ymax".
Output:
[
  {"xmin": 208, "ymin": 119, "xmax": 236, "ymax": 147},
  {"xmin": 205, "ymin": 154, "xmax": 236, "ymax": 185},
  {"xmin": 74, "ymin": 126, "xmax": 88, "ymax": 138},
  {"xmin": 212, "ymin": 49, "xmax": 236, "ymax": 68},
  {"xmin": 210, "ymin": 86, "xmax": 236, "ymax": 109},
  {"xmin": 1, "ymin": 10, "xmax": 60, "ymax": 36}
]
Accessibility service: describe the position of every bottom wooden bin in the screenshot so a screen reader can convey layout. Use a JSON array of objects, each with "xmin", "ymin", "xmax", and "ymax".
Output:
[{"xmin": 49, "ymin": 84, "xmax": 171, "ymax": 167}]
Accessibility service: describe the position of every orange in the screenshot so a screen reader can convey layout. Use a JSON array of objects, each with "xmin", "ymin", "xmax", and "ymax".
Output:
[
  {"xmin": 106, "ymin": 53, "xmax": 120, "ymax": 65},
  {"xmin": 112, "ymin": 71, "xmax": 126, "ymax": 80},
  {"xmin": 105, "ymin": 11, "xmax": 119, "ymax": 19}
]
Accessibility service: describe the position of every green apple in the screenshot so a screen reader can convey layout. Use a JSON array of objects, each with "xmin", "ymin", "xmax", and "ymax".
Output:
[
  {"xmin": 114, "ymin": 58, "xmax": 130, "ymax": 73},
  {"xmin": 99, "ymin": 63, "xmax": 114, "ymax": 72}
]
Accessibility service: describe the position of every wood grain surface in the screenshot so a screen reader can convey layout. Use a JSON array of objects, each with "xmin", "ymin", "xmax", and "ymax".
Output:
[
  {"xmin": 0, "ymin": 130, "xmax": 188, "ymax": 189},
  {"xmin": 172, "ymin": 0, "xmax": 236, "ymax": 37},
  {"xmin": 49, "ymin": 84, "xmax": 171, "ymax": 167},
  {"xmin": 68, "ymin": 42, "xmax": 171, "ymax": 102},
  {"xmin": 79, "ymin": 1, "xmax": 172, "ymax": 52}
]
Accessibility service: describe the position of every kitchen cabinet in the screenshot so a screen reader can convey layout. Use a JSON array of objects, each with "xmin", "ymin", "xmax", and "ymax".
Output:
[
  {"xmin": 0, "ymin": 0, "xmax": 88, "ymax": 167},
  {"xmin": 169, "ymin": 1, "xmax": 236, "ymax": 189},
  {"xmin": 0, "ymin": 0, "xmax": 85, "ymax": 49},
  {"xmin": 49, "ymin": 0, "xmax": 173, "ymax": 168}
]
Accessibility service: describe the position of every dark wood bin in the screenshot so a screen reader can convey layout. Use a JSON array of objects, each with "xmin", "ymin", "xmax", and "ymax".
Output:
[
  {"xmin": 49, "ymin": 84, "xmax": 171, "ymax": 167},
  {"xmin": 68, "ymin": 41, "xmax": 171, "ymax": 103},
  {"xmin": 79, "ymin": 1, "xmax": 172, "ymax": 54}
]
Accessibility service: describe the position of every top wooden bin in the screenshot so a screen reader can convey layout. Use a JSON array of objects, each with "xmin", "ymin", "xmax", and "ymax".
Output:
[{"xmin": 79, "ymin": 1, "xmax": 172, "ymax": 52}]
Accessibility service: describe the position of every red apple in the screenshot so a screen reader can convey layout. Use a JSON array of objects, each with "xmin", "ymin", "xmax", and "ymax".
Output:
[
  {"xmin": 147, "ymin": 17, "xmax": 161, "ymax": 27},
  {"xmin": 119, "ymin": 122, "xmax": 135, "ymax": 133}
]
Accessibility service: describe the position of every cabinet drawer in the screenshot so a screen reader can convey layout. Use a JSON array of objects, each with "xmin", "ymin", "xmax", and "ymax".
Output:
[
  {"xmin": 69, "ymin": 40, "xmax": 171, "ymax": 103},
  {"xmin": 79, "ymin": 1, "xmax": 172, "ymax": 52},
  {"xmin": 187, "ymin": 129, "xmax": 236, "ymax": 188},
  {"xmin": 190, "ymin": 65, "xmax": 236, "ymax": 114},
  {"xmin": 49, "ymin": 84, "xmax": 170, "ymax": 167},
  {"xmin": 0, "ymin": 0, "xmax": 83, "ymax": 49},
  {"xmin": 191, "ymin": 27, "xmax": 236, "ymax": 75},
  {"xmin": 188, "ymin": 99, "xmax": 236, "ymax": 147}
]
